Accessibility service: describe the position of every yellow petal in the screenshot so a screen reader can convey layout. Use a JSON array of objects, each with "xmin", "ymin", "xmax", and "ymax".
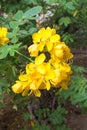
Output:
[
  {"xmin": 50, "ymin": 34, "xmax": 60, "ymax": 43},
  {"xmin": 0, "ymin": 27, "xmax": 7, "ymax": 37},
  {"xmin": 38, "ymin": 41, "xmax": 45, "ymax": 51},
  {"xmin": 26, "ymin": 63, "xmax": 35, "ymax": 74},
  {"xmin": 33, "ymin": 90, "xmax": 41, "ymax": 97},
  {"xmin": 38, "ymin": 28, "xmax": 45, "ymax": 33},
  {"xmin": 45, "ymin": 69, "xmax": 55, "ymax": 80},
  {"xmin": 0, "ymin": 27, "xmax": 9, "ymax": 44},
  {"xmin": 35, "ymin": 53, "xmax": 46, "ymax": 65},
  {"xmin": 19, "ymin": 74, "xmax": 28, "ymax": 81},
  {"xmin": 12, "ymin": 81, "xmax": 23, "ymax": 93},
  {"xmin": 60, "ymin": 81, "xmax": 68, "ymax": 89},
  {"xmin": 46, "ymin": 41, "xmax": 53, "ymax": 52},
  {"xmin": 22, "ymin": 85, "xmax": 30, "ymax": 96},
  {"xmin": 30, "ymin": 81, "xmax": 37, "ymax": 90},
  {"xmin": 55, "ymin": 49, "xmax": 63, "ymax": 58},
  {"xmin": 28, "ymin": 44, "xmax": 38, "ymax": 57},
  {"xmin": 39, "ymin": 27, "xmax": 52, "ymax": 40},
  {"xmin": 37, "ymin": 64, "xmax": 46, "ymax": 74},
  {"xmin": 32, "ymin": 33, "xmax": 41, "ymax": 43},
  {"xmin": 46, "ymin": 81, "xmax": 50, "ymax": 90},
  {"xmin": 46, "ymin": 27, "xmax": 56, "ymax": 35}
]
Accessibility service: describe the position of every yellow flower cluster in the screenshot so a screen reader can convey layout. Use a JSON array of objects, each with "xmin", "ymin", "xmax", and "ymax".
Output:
[
  {"xmin": 0, "ymin": 27, "xmax": 9, "ymax": 46},
  {"xmin": 12, "ymin": 27, "xmax": 73, "ymax": 97}
]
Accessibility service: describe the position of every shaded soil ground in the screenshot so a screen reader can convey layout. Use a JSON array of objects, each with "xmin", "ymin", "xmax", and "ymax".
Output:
[
  {"xmin": 72, "ymin": 48, "xmax": 87, "ymax": 67},
  {"xmin": 0, "ymin": 48, "xmax": 87, "ymax": 130},
  {"xmin": 0, "ymin": 109, "xmax": 24, "ymax": 130},
  {"xmin": 1, "ymin": 97, "xmax": 87, "ymax": 130},
  {"xmin": 67, "ymin": 113, "xmax": 87, "ymax": 130},
  {"xmin": 0, "ymin": 103, "xmax": 31, "ymax": 130}
]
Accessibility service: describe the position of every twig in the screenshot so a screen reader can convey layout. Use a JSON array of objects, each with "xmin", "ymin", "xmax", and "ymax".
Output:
[
  {"xmin": 27, "ymin": 104, "xmax": 38, "ymax": 124},
  {"xmin": 15, "ymin": 50, "xmax": 34, "ymax": 62},
  {"xmin": 52, "ymin": 97, "xmax": 57, "ymax": 112}
]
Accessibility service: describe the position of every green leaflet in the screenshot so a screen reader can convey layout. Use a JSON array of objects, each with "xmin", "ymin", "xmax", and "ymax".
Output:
[
  {"xmin": 23, "ymin": 6, "xmax": 42, "ymax": 19},
  {"xmin": 0, "ymin": 44, "xmax": 20, "ymax": 59}
]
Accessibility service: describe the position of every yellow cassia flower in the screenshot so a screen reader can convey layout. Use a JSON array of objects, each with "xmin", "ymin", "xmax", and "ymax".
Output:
[
  {"xmin": 0, "ymin": 27, "xmax": 9, "ymax": 46},
  {"xmin": 12, "ymin": 27, "xmax": 73, "ymax": 97},
  {"xmin": 49, "ymin": 58, "xmax": 72, "ymax": 88}
]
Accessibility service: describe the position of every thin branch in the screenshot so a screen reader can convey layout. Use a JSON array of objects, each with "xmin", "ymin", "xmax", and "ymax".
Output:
[{"xmin": 27, "ymin": 104, "xmax": 38, "ymax": 124}]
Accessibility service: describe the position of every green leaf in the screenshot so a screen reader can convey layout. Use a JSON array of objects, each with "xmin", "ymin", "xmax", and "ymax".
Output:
[
  {"xmin": 19, "ymin": 30, "xmax": 27, "ymax": 35},
  {"xmin": 49, "ymin": 107, "xmax": 67, "ymax": 125},
  {"xmin": 7, "ymin": 32, "xmax": 14, "ymax": 38},
  {"xmin": 9, "ymin": 21, "xmax": 18, "ymax": 29},
  {"xmin": 10, "ymin": 36, "xmax": 18, "ymax": 43},
  {"xmin": 12, "ymin": 66, "xmax": 17, "ymax": 77},
  {"xmin": 23, "ymin": 6, "xmax": 42, "ymax": 19},
  {"xmin": 28, "ymin": 27, "xmax": 37, "ymax": 35},
  {"xmin": 59, "ymin": 17, "xmax": 71, "ymax": 27},
  {"xmin": 25, "ymin": 0, "xmax": 38, "ymax": 5},
  {"xmin": 55, "ymin": 124, "xmax": 71, "ymax": 130},
  {"xmin": 72, "ymin": 66, "xmax": 87, "ymax": 73},
  {"xmin": 58, "ymin": 0, "xmax": 66, "ymax": 7},
  {"xmin": 23, "ymin": 112, "xmax": 32, "ymax": 121},
  {"xmin": 45, "ymin": 0, "xmax": 58, "ymax": 4},
  {"xmin": 41, "ymin": 124, "xmax": 50, "ymax": 130},
  {"xmin": 32, "ymin": 124, "xmax": 50, "ymax": 130},
  {"xmin": 0, "ymin": 44, "xmax": 20, "ymax": 59},
  {"xmin": 62, "ymin": 33, "xmax": 73, "ymax": 44},
  {"xmin": 9, "ymin": 44, "xmax": 20, "ymax": 56},
  {"xmin": 0, "ymin": 45, "xmax": 9, "ymax": 59},
  {"xmin": 71, "ymin": 93, "xmax": 87, "ymax": 104},
  {"xmin": 15, "ymin": 10, "xmax": 23, "ymax": 20},
  {"xmin": 66, "ymin": 2, "xmax": 75, "ymax": 11}
]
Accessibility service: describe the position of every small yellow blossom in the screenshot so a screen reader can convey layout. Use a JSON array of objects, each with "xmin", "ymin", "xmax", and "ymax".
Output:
[
  {"xmin": 50, "ymin": 42, "xmax": 73, "ymax": 61},
  {"xmin": 28, "ymin": 27, "xmax": 61, "ymax": 56},
  {"xmin": 32, "ymin": 27, "xmax": 56, "ymax": 44},
  {"xmin": 35, "ymin": 53, "xmax": 46, "ymax": 65},
  {"xmin": 50, "ymin": 34, "xmax": 60, "ymax": 43},
  {"xmin": 0, "ymin": 27, "xmax": 9, "ymax": 46},
  {"xmin": 28, "ymin": 44, "xmax": 38, "ymax": 57},
  {"xmin": 12, "ymin": 81, "xmax": 23, "ymax": 94}
]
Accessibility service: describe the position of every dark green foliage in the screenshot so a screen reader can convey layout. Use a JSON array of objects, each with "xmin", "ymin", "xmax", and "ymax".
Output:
[
  {"xmin": 45, "ymin": 0, "xmax": 87, "ymax": 47},
  {"xmin": 49, "ymin": 107, "xmax": 67, "ymax": 125},
  {"xmin": 32, "ymin": 123, "xmax": 50, "ymax": 130}
]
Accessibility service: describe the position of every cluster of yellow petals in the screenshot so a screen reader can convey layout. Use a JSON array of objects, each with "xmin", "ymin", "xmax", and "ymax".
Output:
[
  {"xmin": 28, "ymin": 27, "xmax": 60, "ymax": 57},
  {"xmin": 0, "ymin": 27, "xmax": 9, "ymax": 46},
  {"xmin": 12, "ymin": 27, "xmax": 73, "ymax": 97}
]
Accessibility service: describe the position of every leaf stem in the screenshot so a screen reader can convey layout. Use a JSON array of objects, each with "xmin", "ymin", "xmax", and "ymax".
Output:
[{"xmin": 15, "ymin": 50, "xmax": 34, "ymax": 62}]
